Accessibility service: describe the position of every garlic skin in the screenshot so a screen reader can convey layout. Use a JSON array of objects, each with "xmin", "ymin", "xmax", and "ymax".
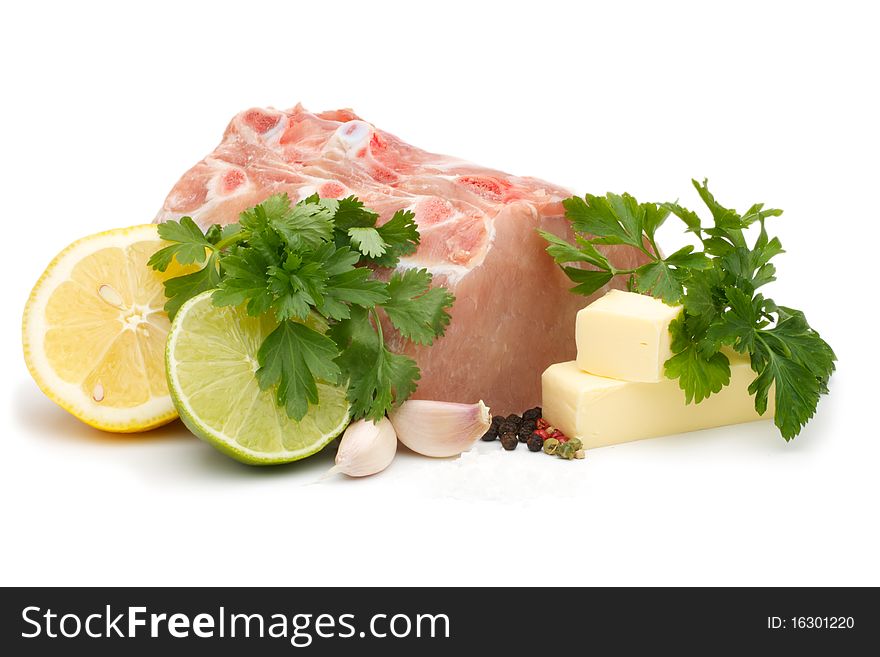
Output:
[
  {"xmin": 330, "ymin": 417, "xmax": 397, "ymax": 477},
  {"xmin": 389, "ymin": 400, "xmax": 491, "ymax": 458}
]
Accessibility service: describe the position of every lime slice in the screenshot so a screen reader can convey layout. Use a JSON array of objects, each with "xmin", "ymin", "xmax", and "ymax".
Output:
[{"xmin": 166, "ymin": 291, "xmax": 350, "ymax": 464}]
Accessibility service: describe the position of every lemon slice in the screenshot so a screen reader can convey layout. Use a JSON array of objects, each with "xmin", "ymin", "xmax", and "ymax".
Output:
[
  {"xmin": 22, "ymin": 225, "xmax": 190, "ymax": 432},
  {"xmin": 166, "ymin": 291, "xmax": 351, "ymax": 464}
]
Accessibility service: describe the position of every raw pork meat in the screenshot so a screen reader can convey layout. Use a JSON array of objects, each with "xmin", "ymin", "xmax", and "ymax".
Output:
[{"xmin": 156, "ymin": 105, "xmax": 646, "ymax": 413}]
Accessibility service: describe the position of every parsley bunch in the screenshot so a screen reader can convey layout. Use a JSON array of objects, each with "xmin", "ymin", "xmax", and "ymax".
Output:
[
  {"xmin": 149, "ymin": 194, "xmax": 454, "ymax": 422},
  {"xmin": 540, "ymin": 179, "xmax": 835, "ymax": 440}
]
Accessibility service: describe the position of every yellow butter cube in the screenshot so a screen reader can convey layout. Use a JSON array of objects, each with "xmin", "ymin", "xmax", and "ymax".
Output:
[
  {"xmin": 576, "ymin": 290, "xmax": 682, "ymax": 382},
  {"xmin": 542, "ymin": 354, "xmax": 773, "ymax": 449}
]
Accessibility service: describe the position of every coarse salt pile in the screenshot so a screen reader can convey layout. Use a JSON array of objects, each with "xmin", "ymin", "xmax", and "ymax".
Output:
[{"xmin": 418, "ymin": 442, "xmax": 583, "ymax": 502}]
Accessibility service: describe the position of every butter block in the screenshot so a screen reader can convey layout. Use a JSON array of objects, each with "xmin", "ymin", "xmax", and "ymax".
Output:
[
  {"xmin": 542, "ymin": 354, "xmax": 773, "ymax": 449},
  {"xmin": 576, "ymin": 290, "xmax": 682, "ymax": 382}
]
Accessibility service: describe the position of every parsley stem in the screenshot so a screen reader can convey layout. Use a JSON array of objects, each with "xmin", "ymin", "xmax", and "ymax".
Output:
[
  {"xmin": 370, "ymin": 307, "xmax": 384, "ymax": 348},
  {"xmin": 609, "ymin": 239, "xmax": 662, "ymax": 276},
  {"xmin": 213, "ymin": 230, "xmax": 247, "ymax": 252}
]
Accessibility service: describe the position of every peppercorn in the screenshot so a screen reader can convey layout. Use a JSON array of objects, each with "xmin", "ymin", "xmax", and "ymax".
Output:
[
  {"xmin": 557, "ymin": 442, "xmax": 576, "ymax": 460},
  {"xmin": 533, "ymin": 429, "xmax": 549, "ymax": 440},
  {"xmin": 526, "ymin": 432, "xmax": 544, "ymax": 452},
  {"xmin": 517, "ymin": 419, "xmax": 537, "ymax": 442},
  {"xmin": 536, "ymin": 418, "xmax": 550, "ymax": 430},
  {"xmin": 498, "ymin": 420, "xmax": 519, "ymax": 436},
  {"xmin": 543, "ymin": 437, "xmax": 560, "ymax": 455},
  {"xmin": 500, "ymin": 432, "xmax": 519, "ymax": 450},
  {"xmin": 522, "ymin": 407, "xmax": 542, "ymax": 422},
  {"xmin": 480, "ymin": 415, "xmax": 506, "ymax": 442},
  {"xmin": 567, "ymin": 437, "xmax": 583, "ymax": 452},
  {"xmin": 505, "ymin": 414, "xmax": 523, "ymax": 427}
]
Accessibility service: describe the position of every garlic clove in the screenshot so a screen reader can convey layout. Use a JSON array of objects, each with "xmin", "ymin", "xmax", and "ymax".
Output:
[
  {"xmin": 389, "ymin": 400, "xmax": 491, "ymax": 458},
  {"xmin": 329, "ymin": 417, "xmax": 397, "ymax": 477}
]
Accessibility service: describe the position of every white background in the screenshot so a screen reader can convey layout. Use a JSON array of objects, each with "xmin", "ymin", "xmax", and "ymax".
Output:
[{"xmin": 2, "ymin": 0, "xmax": 878, "ymax": 586}]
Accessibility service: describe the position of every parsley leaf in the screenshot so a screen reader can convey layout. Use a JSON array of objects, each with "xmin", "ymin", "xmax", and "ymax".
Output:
[
  {"xmin": 381, "ymin": 269, "xmax": 455, "ymax": 345},
  {"xmin": 265, "ymin": 253, "xmax": 330, "ymax": 322},
  {"xmin": 330, "ymin": 307, "xmax": 420, "ymax": 421},
  {"xmin": 212, "ymin": 249, "xmax": 274, "ymax": 316},
  {"xmin": 634, "ymin": 260, "xmax": 686, "ymax": 304},
  {"xmin": 664, "ymin": 345, "xmax": 731, "ymax": 405},
  {"xmin": 538, "ymin": 230, "xmax": 611, "ymax": 270},
  {"xmin": 331, "ymin": 196, "xmax": 380, "ymax": 231},
  {"xmin": 663, "ymin": 202, "xmax": 702, "ymax": 234},
  {"xmin": 665, "ymin": 314, "xmax": 731, "ymax": 403},
  {"xmin": 256, "ymin": 320, "xmax": 342, "ymax": 421},
  {"xmin": 204, "ymin": 224, "xmax": 223, "ymax": 245},
  {"xmin": 748, "ymin": 307, "xmax": 836, "ymax": 439},
  {"xmin": 562, "ymin": 267, "xmax": 614, "ymax": 296},
  {"xmin": 347, "ymin": 227, "xmax": 387, "ymax": 258},
  {"xmin": 270, "ymin": 198, "xmax": 335, "ymax": 251},
  {"xmin": 563, "ymin": 193, "xmax": 645, "ymax": 248},
  {"xmin": 705, "ymin": 287, "xmax": 767, "ymax": 355},
  {"xmin": 547, "ymin": 193, "xmax": 707, "ymax": 305},
  {"xmin": 163, "ymin": 253, "xmax": 221, "ymax": 319},
  {"xmin": 149, "ymin": 216, "xmax": 213, "ymax": 271},
  {"xmin": 320, "ymin": 268, "xmax": 389, "ymax": 320},
  {"xmin": 371, "ymin": 210, "xmax": 420, "ymax": 267},
  {"xmin": 320, "ymin": 243, "xmax": 361, "ymax": 276}
]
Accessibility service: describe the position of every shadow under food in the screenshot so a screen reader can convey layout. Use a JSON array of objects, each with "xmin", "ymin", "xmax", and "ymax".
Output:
[{"xmin": 11, "ymin": 379, "xmax": 191, "ymax": 444}]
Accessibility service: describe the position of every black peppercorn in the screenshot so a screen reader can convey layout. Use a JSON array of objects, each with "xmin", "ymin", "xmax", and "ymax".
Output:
[
  {"xmin": 482, "ymin": 416, "xmax": 504, "ymax": 441},
  {"xmin": 522, "ymin": 407, "xmax": 542, "ymax": 422},
  {"xmin": 505, "ymin": 414, "xmax": 523, "ymax": 427},
  {"xmin": 526, "ymin": 432, "xmax": 544, "ymax": 452},
  {"xmin": 517, "ymin": 419, "xmax": 537, "ymax": 442},
  {"xmin": 498, "ymin": 420, "xmax": 519, "ymax": 436},
  {"xmin": 499, "ymin": 432, "xmax": 519, "ymax": 450}
]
